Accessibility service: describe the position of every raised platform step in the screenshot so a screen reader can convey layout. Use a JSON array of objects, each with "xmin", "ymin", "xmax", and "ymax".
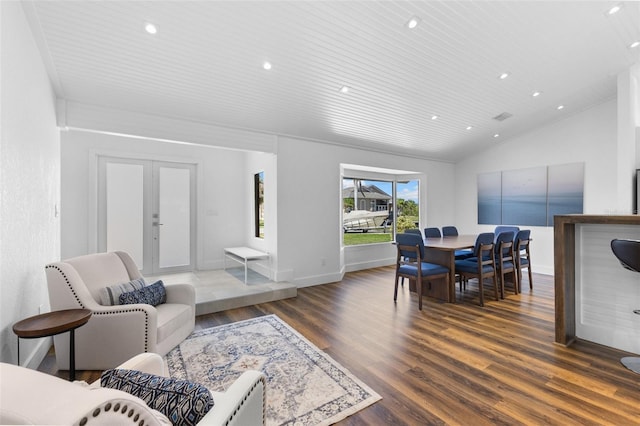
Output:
[{"xmin": 148, "ymin": 268, "xmax": 297, "ymax": 316}]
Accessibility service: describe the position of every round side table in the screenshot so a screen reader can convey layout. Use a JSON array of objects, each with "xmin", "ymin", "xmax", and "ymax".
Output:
[{"xmin": 13, "ymin": 308, "xmax": 92, "ymax": 381}]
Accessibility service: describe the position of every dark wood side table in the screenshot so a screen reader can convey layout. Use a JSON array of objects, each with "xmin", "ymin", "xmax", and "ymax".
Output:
[{"xmin": 13, "ymin": 308, "xmax": 92, "ymax": 381}]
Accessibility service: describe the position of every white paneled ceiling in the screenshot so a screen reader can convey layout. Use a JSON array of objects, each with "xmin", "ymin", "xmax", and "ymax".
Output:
[{"xmin": 23, "ymin": 1, "xmax": 640, "ymax": 162}]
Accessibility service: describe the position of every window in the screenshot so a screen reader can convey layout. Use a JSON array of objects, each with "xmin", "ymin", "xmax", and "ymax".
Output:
[
  {"xmin": 342, "ymin": 177, "xmax": 420, "ymax": 246},
  {"xmin": 254, "ymin": 171, "xmax": 264, "ymax": 238}
]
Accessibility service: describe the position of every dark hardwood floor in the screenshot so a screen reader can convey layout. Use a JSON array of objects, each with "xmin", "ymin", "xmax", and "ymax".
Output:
[{"xmin": 40, "ymin": 267, "xmax": 640, "ymax": 425}]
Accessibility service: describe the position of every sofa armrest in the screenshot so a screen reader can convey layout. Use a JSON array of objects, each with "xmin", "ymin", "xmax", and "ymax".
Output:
[
  {"xmin": 164, "ymin": 282, "xmax": 196, "ymax": 307},
  {"xmin": 197, "ymin": 370, "xmax": 266, "ymax": 426}
]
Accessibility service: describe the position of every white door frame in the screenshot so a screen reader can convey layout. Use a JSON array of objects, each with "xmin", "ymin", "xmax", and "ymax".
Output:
[{"xmin": 97, "ymin": 156, "xmax": 196, "ymax": 275}]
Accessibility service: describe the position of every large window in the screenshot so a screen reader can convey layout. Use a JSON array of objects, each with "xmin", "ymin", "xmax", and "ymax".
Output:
[{"xmin": 342, "ymin": 177, "xmax": 419, "ymax": 246}]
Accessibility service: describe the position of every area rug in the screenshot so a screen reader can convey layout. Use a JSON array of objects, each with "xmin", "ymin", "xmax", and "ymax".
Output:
[{"xmin": 165, "ymin": 314, "xmax": 381, "ymax": 425}]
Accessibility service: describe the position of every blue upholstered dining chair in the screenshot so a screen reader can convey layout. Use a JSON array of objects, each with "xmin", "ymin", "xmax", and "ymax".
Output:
[
  {"xmin": 454, "ymin": 232, "xmax": 498, "ymax": 306},
  {"xmin": 404, "ymin": 228, "xmax": 423, "ymax": 237},
  {"xmin": 494, "ymin": 231, "xmax": 518, "ymax": 298},
  {"xmin": 442, "ymin": 226, "xmax": 459, "ymax": 237},
  {"xmin": 494, "ymin": 226, "xmax": 519, "ymax": 243},
  {"xmin": 515, "ymin": 230, "xmax": 533, "ymax": 290},
  {"xmin": 394, "ymin": 232, "xmax": 450, "ymax": 311},
  {"xmin": 424, "ymin": 227, "xmax": 441, "ymax": 238}
]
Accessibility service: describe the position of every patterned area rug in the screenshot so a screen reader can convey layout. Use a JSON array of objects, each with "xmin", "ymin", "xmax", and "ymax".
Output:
[{"xmin": 165, "ymin": 315, "xmax": 381, "ymax": 425}]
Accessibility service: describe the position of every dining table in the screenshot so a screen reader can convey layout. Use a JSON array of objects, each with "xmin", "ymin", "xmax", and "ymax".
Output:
[{"xmin": 423, "ymin": 234, "xmax": 477, "ymax": 303}]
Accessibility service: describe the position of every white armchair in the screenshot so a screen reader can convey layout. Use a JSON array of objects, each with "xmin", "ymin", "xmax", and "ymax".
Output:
[
  {"xmin": 0, "ymin": 353, "xmax": 266, "ymax": 425},
  {"xmin": 45, "ymin": 251, "xmax": 195, "ymax": 370}
]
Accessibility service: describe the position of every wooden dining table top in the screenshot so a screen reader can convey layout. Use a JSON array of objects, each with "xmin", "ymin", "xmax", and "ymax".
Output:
[{"xmin": 423, "ymin": 234, "xmax": 476, "ymax": 250}]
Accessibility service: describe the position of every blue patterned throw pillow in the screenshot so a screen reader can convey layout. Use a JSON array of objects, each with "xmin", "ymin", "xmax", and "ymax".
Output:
[
  {"xmin": 119, "ymin": 280, "xmax": 167, "ymax": 306},
  {"xmin": 100, "ymin": 369, "xmax": 214, "ymax": 426}
]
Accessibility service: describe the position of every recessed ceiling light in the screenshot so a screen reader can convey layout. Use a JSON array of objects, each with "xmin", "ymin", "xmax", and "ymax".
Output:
[
  {"xmin": 340, "ymin": 86, "xmax": 350, "ymax": 94},
  {"xmin": 532, "ymin": 91, "xmax": 542, "ymax": 97},
  {"xmin": 493, "ymin": 134, "xmax": 500, "ymax": 138},
  {"xmin": 557, "ymin": 105, "xmax": 565, "ymax": 110},
  {"xmin": 406, "ymin": 16, "xmax": 421, "ymax": 29},
  {"xmin": 431, "ymin": 115, "xmax": 438, "ymax": 120},
  {"xmin": 630, "ymin": 41, "xmax": 640, "ymax": 49},
  {"xmin": 144, "ymin": 23, "xmax": 157, "ymax": 34},
  {"xmin": 607, "ymin": 4, "xmax": 622, "ymax": 15},
  {"xmin": 263, "ymin": 62, "xmax": 272, "ymax": 70},
  {"xmin": 466, "ymin": 126, "xmax": 473, "ymax": 130},
  {"xmin": 499, "ymin": 72, "xmax": 510, "ymax": 80}
]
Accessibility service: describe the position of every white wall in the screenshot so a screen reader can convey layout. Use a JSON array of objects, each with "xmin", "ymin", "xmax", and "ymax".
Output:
[
  {"xmin": 276, "ymin": 136, "xmax": 456, "ymax": 286},
  {"xmin": 0, "ymin": 2, "xmax": 60, "ymax": 366},
  {"xmin": 61, "ymin": 130, "xmax": 456, "ymax": 287},
  {"xmin": 61, "ymin": 130, "xmax": 248, "ymax": 271},
  {"xmin": 455, "ymin": 99, "xmax": 619, "ymax": 275}
]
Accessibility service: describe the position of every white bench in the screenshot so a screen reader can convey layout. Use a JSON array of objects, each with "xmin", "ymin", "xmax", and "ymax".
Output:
[{"xmin": 223, "ymin": 247, "xmax": 270, "ymax": 284}]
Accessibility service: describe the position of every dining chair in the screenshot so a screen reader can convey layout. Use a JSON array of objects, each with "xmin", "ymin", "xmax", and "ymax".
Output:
[
  {"xmin": 494, "ymin": 231, "xmax": 519, "ymax": 298},
  {"xmin": 424, "ymin": 227, "xmax": 441, "ymax": 238},
  {"xmin": 494, "ymin": 226, "xmax": 520, "ymax": 243},
  {"xmin": 395, "ymin": 232, "xmax": 450, "ymax": 311},
  {"xmin": 454, "ymin": 232, "xmax": 498, "ymax": 306},
  {"xmin": 404, "ymin": 228, "xmax": 423, "ymax": 237},
  {"xmin": 442, "ymin": 226, "xmax": 458, "ymax": 237},
  {"xmin": 515, "ymin": 229, "xmax": 533, "ymax": 290},
  {"xmin": 610, "ymin": 239, "xmax": 640, "ymax": 374}
]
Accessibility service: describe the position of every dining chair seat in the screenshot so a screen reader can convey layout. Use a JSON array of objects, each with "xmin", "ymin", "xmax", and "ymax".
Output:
[
  {"xmin": 454, "ymin": 232, "xmax": 498, "ymax": 306},
  {"xmin": 395, "ymin": 232, "xmax": 450, "ymax": 311}
]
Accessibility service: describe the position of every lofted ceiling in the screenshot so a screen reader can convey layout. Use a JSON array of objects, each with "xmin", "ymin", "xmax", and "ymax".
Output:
[{"xmin": 23, "ymin": 1, "xmax": 640, "ymax": 162}]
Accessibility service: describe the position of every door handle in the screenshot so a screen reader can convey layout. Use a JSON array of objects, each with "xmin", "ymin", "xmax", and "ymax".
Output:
[{"xmin": 152, "ymin": 222, "xmax": 164, "ymax": 226}]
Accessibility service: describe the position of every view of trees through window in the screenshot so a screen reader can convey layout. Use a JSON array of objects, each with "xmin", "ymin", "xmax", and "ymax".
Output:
[
  {"xmin": 254, "ymin": 171, "xmax": 264, "ymax": 238},
  {"xmin": 342, "ymin": 177, "xmax": 419, "ymax": 246}
]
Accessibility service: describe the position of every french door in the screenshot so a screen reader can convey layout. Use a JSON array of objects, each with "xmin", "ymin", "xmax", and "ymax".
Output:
[{"xmin": 97, "ymin": 157, "xmax": 196, "ymax": 275}]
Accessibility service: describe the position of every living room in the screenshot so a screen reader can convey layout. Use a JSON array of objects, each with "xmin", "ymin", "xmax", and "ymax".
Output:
[{"xmin": 2, "ymin": 1, "xmax": 639, "ymax": 424}]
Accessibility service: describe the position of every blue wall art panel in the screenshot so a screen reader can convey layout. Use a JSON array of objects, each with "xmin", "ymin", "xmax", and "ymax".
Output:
[
  {"xmin": 502, "ymin": 166, "xmax": 547, "ymax": 226},
  {"xmin": 477, "ymin": 171, "xmax": 502, "ymax": 225},
  {"xmin": 547, "ymin": 162, "xmax": 584, "ymax": 226},
  {"xmin": 477, "ymin": 162, "xmax": 584, "ymax": 227}
]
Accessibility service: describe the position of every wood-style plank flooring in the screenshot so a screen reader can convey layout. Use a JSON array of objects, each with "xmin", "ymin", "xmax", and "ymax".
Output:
[{"xmin": 40, "ymin": 267, "xmax": 640, "ymax": 425}]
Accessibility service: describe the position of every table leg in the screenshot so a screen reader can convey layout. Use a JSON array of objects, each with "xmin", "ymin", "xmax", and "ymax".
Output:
[
  {"xmin": 449, "ymin": 253, "xmax": 456, "ymax": 303},
  {"xmin": 244, "ymin": 260, "xmax": 248, "ymax": 284},
  {"xmin": 69, "ymin": 329, "xmax": 76, "ymax": 381},
  {"xmin": 16, "ymin": 337, "xmax": 20, "ymax": 366}
]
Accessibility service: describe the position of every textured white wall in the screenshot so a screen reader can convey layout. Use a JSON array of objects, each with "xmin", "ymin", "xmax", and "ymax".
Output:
[
  {"xmin": 455, "ymin": 100, "xmax": 619, "ymax": 275},
  {"xmin": 0, "ymin": 2, "xmax": 60, "ymax": 366}
]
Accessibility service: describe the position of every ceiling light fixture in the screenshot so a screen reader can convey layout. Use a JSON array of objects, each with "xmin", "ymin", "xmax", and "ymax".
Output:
[
  {"xmin": 144, "ymin": 23, "xmax": 157, "ymax": 34},
  {"xmin": 431, "ymin": 115, "xmax": 438, "ymax": 120},
  {"xmin": 406, "ymin": 16, "xmax": 421, "ymax": 29},
  {"xmin": 557, "ymin": 105, "xmax": 565, "ymax": 110},
  {"xmin": 630, "ymin": 41, "xmax": 640, "ymax": 49},
  {"xmin": 263, "ymin": 62, "xmax": 272, "ymax": 70},
  {"xmin": 607, "ymin": 4, "xmax": 622, "ymax": 15},
  {"xmin": 340, "ymin": 86, "xmax": 350, "ymax": 94},
  {"xmin": 499, "ymin": 72, "xmax": 510, "ymax": 80},
  {"xmin": 466, "ymin": 126, "xmax": 473, "ymax": 130},
  {"xmin": 532, "ymin": 91, "xmax": 542, "ymax": 97},
  {"xmin": 493, "ymin": 134, "xmax": 500, "ymax": 138}
]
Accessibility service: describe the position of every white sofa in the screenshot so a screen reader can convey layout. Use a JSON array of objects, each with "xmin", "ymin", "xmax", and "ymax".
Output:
[
  {"xmin": 0, "ymin": 353, "xmax": 266, "ymax": 425},
  {"xmin": 45, "ymin": 251, "xmax": 195, "ymax": 370}
]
